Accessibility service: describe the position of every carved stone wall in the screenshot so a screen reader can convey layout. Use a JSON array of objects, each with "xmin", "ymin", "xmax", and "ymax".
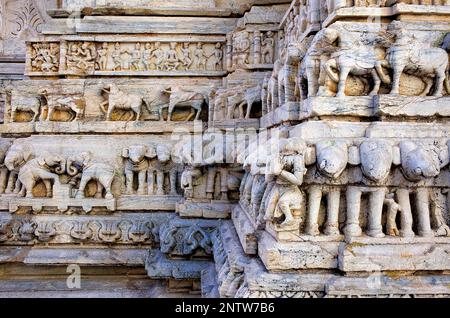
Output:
[{"xmin": 0, "ymin": 0, "xmax": 449, "ymax": 298}]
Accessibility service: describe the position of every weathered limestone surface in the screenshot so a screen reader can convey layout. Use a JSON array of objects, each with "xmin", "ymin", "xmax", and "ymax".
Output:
[{"xmin": 1, "ymin": 0, "xmax": 450, "ymax": 299}]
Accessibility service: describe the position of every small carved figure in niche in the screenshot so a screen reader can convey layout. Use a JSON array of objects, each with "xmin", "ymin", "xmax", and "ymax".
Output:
[
  {"xmin": 233, "ymin": 31, "xmax": 250, "ymax": 67},
  {"xmin": 264, "ymin": 139, "xmax": 307, "ymax": 228},
  {"xmin": 31, "ymin": 43, "xmax": 59, "ymax": 73},
  {"xmin": 131, "ymin": 43, "xmax": 143, "ymax": 71},
  {"xmin": 111, "ymin": 42, "xmax": 124, "ymax": 71},
  {"xmin": 384, "ymin": 193, "xmax": 401, "ymax": 236},
  {"xmin": 193, "ymin": 42, "xmax": 207, "ymax": 71},
  {"xmin": 143, "ymin": 43, "xmax": 154, "ymax": 71},
  {"xmin": 97, "ymin": 42, "xmax": 109, "ymax": 71},
  {"xmin": 209, "ymin": 43, "xmax": 223, "ymax": 71},
  {"xmin": 164, "ymin": 42, "xmax": 181, "ymax": 71},
  {"xmin": 180, "ymin": 43, "xmax": 192, "ymax": 70},
  {"xmin": 261, "ymin": 32, "xmax": 275, "ymax": 64},
  {"xmin": 151, "ymin": 42, "xmax": 165, "ymax": 71}
]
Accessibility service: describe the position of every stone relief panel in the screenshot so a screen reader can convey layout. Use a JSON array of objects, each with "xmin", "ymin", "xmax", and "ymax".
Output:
[
  {"xmin": 263, "ymin": 20, "xmax": 450, "ymax": 118},
  {"xmin": 26, "ymin": 39, "xmax": 226, "ymax": 76},
  {"xmin": 226, "ymin": 29, "xmax": 279, "ymax": 71},
  {"xmin": 0, "ymin": 136, "xmax": 194, "ymax": 214},
  {"xmin": 0, "ymin": 212, "xmax": 169, "ymax": 245},
  {"xmin": 240, "ymin": 135, "xmax": 450, "ymax": 240},
  {"xmin": 1, "ymin": 79, "xmax": 217, "ymax": 125}
]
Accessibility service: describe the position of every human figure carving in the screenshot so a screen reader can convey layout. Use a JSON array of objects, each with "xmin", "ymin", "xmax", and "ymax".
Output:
[{"xmin": 264, "ymin": 139, "xmax": 307, "ymax": 228}]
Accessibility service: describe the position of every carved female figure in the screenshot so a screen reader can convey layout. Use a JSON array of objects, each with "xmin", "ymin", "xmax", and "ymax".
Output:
[
  {"xmin": 193, "ymin": 43, "xmax": 207, "ymax": 71},
  {"xmin": 97, "ymin": 42, "xmax": 109, "ymax": 71},
  {"xmin": 261, "ymin": 32, "xmax": 275, "ymax": 64},
  {"xmin": 264, "ymin": 139, "xmax": 307, "ymax": 228}
]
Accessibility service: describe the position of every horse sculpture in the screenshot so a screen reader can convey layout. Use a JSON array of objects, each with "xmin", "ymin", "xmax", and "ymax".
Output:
[{"xmin": 163, "ymin": 87, "xmax": 207, "ymax": 122}]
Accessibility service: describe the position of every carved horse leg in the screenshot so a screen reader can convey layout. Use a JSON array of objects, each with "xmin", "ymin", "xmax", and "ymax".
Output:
[
  {"xmin": 369, "ymin": 69, "xmax": 382, "ymax": 96},
  {"xmin": 390, "ymin": 63, "xmax": 406, "ymax": 95},
  {"xmin": 337, "ymin": 66, "xmax": 351, "ymax": 98}
]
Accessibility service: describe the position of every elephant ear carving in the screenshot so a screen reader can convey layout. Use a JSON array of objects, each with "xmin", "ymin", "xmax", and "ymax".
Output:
[
  {"xmin": 121, "ymin": 148, "xmax": 130, "ymax": 158},
  {"xmin": 145, "ymin": 146, "xmax": 157, "ymax": 159}
]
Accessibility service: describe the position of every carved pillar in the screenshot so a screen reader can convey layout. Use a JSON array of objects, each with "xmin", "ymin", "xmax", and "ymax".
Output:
[
  {"xmin": 344, "ymin": 186, "xmax": 362, "ymax": 236},
  {"xmin": 367, "ymin": 188, "xmax": 386, "ymax": 238},
  {"xmin": 324, "ymin": 189, "xmax": 341, "ymax": 235},
  {"xmin": 396, "ymin": 189, "xmax": 415, "ymax": 238},
  {"xmin": 226, "ymin": 33, "xmax": 233, "ymax": 72},
  {"xmin": 305, "ymin": 185, "xmax": 322, "ymax": 235},
  {"xmin": 253, "ymin": 31, "xmax": 261, "ymax": 65},
  {"xmin": 415, "ymin": 188, "xmax": 433, "ymax": 237}
]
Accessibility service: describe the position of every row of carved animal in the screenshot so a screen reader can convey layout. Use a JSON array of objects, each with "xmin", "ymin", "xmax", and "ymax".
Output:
[
  {"xmin": 265, "ymin": 20, "xmax": 450, "ymax": 114},
  {"xmin": 241, "ymin": 137, "xmax": 450, "ymax": 238},
  {"xmin": 5, "ymin": 83, "xmax": 210, "ymax": 123}
]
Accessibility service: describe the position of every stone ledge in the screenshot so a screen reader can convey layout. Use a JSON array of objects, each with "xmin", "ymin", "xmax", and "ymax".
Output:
[
  {"xmin": 260, "ymin": 102, "xmax": 300, "ymax": 129},
  {"xmin": 258, "ymin": 231, "xmax": 340, "ymax": 271},
  {"xmin": 375, "ymin": 95, "xmax": 450, "ymax": 118},
  {"xmin": 176, "ymin": 200, "xmax": 235, "ymax": 219},
  {"xmin": 9, "ymin": 197, "xmax": 116, "ymax": 214},
  {"xmin": 231, "ymin": 204, "xmax": 258, "ymax": 255},
  {"xmin": 145, "ymin": 250, "xmax": 212, "ymax": 280},
  {"xmin": 0, "ymin": 247, "xmax": 148, "ymax": 266},
  {"xmin": 0, "ymin": 121, "xmax": 205, "ymax": 135},
  {"xmin": 117, "ymin": 195, "xmax": 182, "ymax": 211},
  {"xmin": 339, "ymin": 240, "xmax": 450, "ymax": 272}
]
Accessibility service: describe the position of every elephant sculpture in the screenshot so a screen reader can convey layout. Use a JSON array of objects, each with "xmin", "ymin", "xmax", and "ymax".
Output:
[
  {"xmin": 360, "ymin": 140, "xmax": 394, "ymax": 183},
  {"xmin": 68, "ymin": 152, "xmax": 115, "ymax": 200},
  {"xmin": 400, "ymin": 141, "xmax": 447, "ymax": 181},
  {"xmin": 122, "ymin": 144, "xmax": 157, "ymax": 195},
  {"xmin": 17, "ymin": 153, "xmax": 65, "ymax": 198},
  {"xmin": 4, "ymin": 143, "xmax": 34, "ymax": 194},
  {"xmin": 316, "ymin": 141, "xmax": 349, "ymax": 179},
  {"xmin": 322, "ymin": 27, "xmax": 391, "ymax": 97},
  {"xmin": 386, "ymin": 22, "xmax": 448, "ymax": 97},
  {"xmin": 0, "ymin": 140, "xmax": 13, "ymax": 194}
]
